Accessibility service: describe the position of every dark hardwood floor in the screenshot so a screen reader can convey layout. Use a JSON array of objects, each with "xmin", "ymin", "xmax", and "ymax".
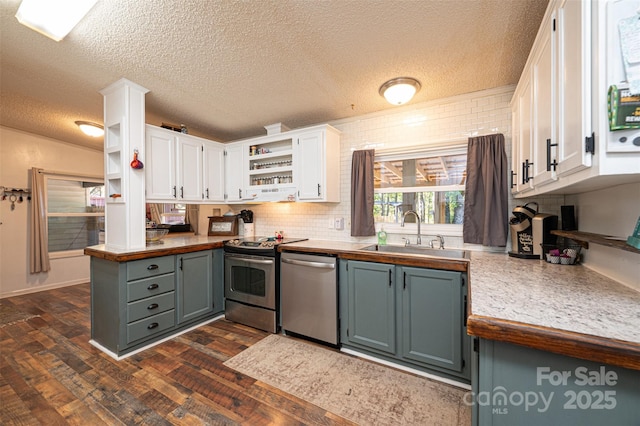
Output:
[{"xmin": 0, "ymin": 284, "xmax": 357, "ymax": 425}]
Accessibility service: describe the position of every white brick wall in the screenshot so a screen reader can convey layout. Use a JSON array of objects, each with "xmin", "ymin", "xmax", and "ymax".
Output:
[{"xmin": 225, "ymin": 85, "xmax": 565, "ymax": 250}]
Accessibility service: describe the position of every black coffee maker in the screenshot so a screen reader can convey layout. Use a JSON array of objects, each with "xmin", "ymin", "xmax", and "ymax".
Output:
[{"xmin": 508, "ymin": 202, "xmax": 557, "ymax": 259}]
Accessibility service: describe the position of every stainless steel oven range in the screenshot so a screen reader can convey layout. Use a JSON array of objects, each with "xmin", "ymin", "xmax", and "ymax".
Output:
[{"xmin": 223, "ymin": 237, "xmax": 307, "ymax": 333}]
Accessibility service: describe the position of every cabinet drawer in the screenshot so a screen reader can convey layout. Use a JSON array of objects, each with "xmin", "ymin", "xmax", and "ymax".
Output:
[
  {"xmin": 127, "ymin": 256, "xmax": 175, "ymax": 281},
  {"xmin": 127, "ymin": 291, "xmax": 175, "ymax": 323},
  {"xmin": 126, "ymin": 310, "xmax": 175, "ymax": 344},
  {"xmin": 127, "ymin": 273, "xmax": 175, "ymax": 302}
]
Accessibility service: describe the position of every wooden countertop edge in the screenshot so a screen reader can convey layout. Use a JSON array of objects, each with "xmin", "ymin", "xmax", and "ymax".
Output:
[
  {"xmin": 279, "ymin": 245, "xmax": 470, "ymax": 272},
  {"xmin": 467, "ymin": 315, "xmax": 640, "ymax": 371},
  {"xmin": 84, "ymin": 241, "xmax": 226, "ymax": 262}
]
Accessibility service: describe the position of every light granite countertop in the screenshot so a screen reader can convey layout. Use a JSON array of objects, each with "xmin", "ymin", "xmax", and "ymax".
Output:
[{"xmin": 468, "ymin": 251, "xmax": 640, "ymax": 345}]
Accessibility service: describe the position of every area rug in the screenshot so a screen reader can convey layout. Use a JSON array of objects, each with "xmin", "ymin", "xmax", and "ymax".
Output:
[
  {"xmin": 0, "ymin": 302, "xmax": 39, "ymax": 328},
  {"xmin": 224, "ymin": 334, "xmax": 471, "ymax": 425}
]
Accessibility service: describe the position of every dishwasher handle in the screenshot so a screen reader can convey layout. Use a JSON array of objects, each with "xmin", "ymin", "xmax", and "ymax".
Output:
[{"xmin": 282, "ymin": 257, "xmax": 335, "ymax": 270}]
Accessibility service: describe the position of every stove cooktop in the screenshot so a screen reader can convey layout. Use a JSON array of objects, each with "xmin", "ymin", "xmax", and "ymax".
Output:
[{"xmin": 225, "ymin": 236, "xmax": 308, "ymax": 249}]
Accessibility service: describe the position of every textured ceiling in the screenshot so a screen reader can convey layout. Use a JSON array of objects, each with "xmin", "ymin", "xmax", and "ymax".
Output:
[{"xmin": 0, "ymin": 0, "xmax": 548, "ymax": 151}]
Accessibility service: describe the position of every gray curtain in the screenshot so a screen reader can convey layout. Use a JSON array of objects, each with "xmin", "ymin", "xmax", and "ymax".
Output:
[
  {"xmin": 30, "ymin": 167, "xmax": 50, "ymax": 273},
  {"xmin": 350, "ymin": 149, "xmax": 376, "ymax": 236},
  {"xmin": 462, "ymin": 134, "xmax": 509, "ymax": 246}
]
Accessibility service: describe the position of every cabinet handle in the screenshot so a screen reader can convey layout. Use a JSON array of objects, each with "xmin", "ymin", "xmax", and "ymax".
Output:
[
  {"xmin": 147, "ymin": 283, "xmax": 159, "ymax": 290},
  {"xmin": 463, "ymin": 295, "xmax": 468, "ymax": 327},
  {"xmin": 546, "ymin": 139, "xmax": 558, "ymax": 172},
  {"xmin": 179, "ymin": 258, "xmax": 183, "ymax": 271},
  {"xmin": 317, "ymin": 183, "xmax": 321, "ymax": 196},
  {"xmin": 147, "ymin": 322, "xmax": 159, "ymax": 330},
  {"xmin": 388, "ymin": 269, "xmax": 392, "ymax": 287},
  {"xmin": 510, "ymin": 170, "xmax": 516, "ymax": 189},
  {"xmin": 403, "ymin": 271, "xmax": 407, "ymax": 290},
  {"xmin": 239, "ymin": 189, "xmax": 242, "ymax": 199},
  {"xmin": 206, "ymin": 188, "xmax": 209, "ymax": 199},
  {"xmin": 147, "ymin": 264, "xmax": 159, "ymax": 271},
  {"xmin": 172, "ymin": 186, "xmax": 176, "ymax": 198},
  {"xmin": 147, "ymin": 303, "xmax": 159, "ymax": 310},
  {"xmin": 523, "ymin": 159, "xmax": 534, "ymax": 183},
  {"xmin": 180, "ymin": 186, "xmax": 184, "ymax": 198}
]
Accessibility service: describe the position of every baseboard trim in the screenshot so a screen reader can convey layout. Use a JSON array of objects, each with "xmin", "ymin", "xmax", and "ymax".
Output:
[
  {"xmin": 340, "ymin": 347, "xmax": 471, "ymax": 390},
  {"xmin": 0, "ymin": 279, "xmax": 89, "ymax": 299},
  {"xmin": 90, "ymin": 314, "xmax": 225, "ymax": 361}
]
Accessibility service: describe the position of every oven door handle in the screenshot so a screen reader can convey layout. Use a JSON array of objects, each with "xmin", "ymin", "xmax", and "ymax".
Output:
[
  {"xmin": 232, "ymin": 257, "xmax": 274, "ymax": 265},
  {"xmin": 282, "ymin": 258, "xmax": 335, "ymax": 270}
]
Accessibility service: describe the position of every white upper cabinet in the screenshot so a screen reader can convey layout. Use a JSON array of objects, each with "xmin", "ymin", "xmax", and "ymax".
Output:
[
  {"xmin": 224, "ymin": 142, "xmax": 246, "ymax": 203},
  {"xmin": 145, "ymin": 125, "xmax": 224, "ymax": 203},
  {"xmin": 554, "ymin": 0, "xmax": 592, "ymax": 177},
  {"xmin": 512, "ymin": 74, "xmax": 534, "ymax": 194},
  {"xmin": 146, "ymin": 125, "xmax": 177, "ymax": 200},
  {"xmin": 510, "ymin": 0, "xmax": 640, "ymax": 197},
  {"xmin": 176, "ymin": 135, "xmax": 204, "ymax": 201},
  {"xmin": 203, "ymin": 141, "xmax": 225, "ymax": 202},
  {"xmin": 295, "ymin": 126, "xmax": 341, "ymax": 202},
  {"xmin": 531, "ymin": 14, "xmax": 556, "ymax": 188}
]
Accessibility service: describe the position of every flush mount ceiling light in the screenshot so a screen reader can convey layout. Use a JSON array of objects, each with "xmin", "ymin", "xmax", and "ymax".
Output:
[
  {"xmin": 15, "ymin": 0, "xmax": 98, "ymax": 42},
  {"xmin": 75, "ymin": 121, "xmax": 104, "ymax": 137},
  {"xmin": 379, "ymin": 77, "xmax": 421, "ymax": 105}
]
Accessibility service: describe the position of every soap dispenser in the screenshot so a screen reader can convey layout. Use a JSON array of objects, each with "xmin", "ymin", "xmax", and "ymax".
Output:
[{"xmin": 377, "ymin": 226, "xmax": 387, "ymax": 245}]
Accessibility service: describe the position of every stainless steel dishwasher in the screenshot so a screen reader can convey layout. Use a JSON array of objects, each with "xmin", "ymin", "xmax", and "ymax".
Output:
[{"xmin": 280, "ymin": 252, "xmax": 338, "ymax": 345}]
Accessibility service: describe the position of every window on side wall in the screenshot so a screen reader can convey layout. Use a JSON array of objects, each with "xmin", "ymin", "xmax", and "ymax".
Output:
[
  {"xmin": 374, "ymin": 147, "xmax": 467, "ymax": 236},
  {"xmin": 46, "ymin": 177, "xmax": 105, "ymax": 256}
]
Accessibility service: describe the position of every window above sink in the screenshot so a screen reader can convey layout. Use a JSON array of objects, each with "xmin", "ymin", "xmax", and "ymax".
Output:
[{"xmin": 374, "ymin": 146, "xmax": 466, "ymax": 237}]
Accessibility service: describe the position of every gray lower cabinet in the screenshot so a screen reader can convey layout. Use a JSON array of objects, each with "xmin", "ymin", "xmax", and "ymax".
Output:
[
  {"xmin": 340, "ymin": 260, "xmax": 470, "ymax": 382},
  {"xmin": 177, "ymin": 250, "xmax": 214, "ymax": 324},
  {"xmin": 91, "ymin": 249, "xmax": 223, "ymax": 357},
  {"xmin": 401, "ymin": 266, "xmax": 463, "ymax": 373},
  {"xmin": 475, "ymin": 339, "xmax": 640, "ymax": 425},
  {"xmin": 346, "ymin": 260, "xmax": 396, "ymax": 355}
]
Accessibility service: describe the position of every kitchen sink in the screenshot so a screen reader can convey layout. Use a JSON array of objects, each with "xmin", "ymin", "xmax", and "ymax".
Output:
[{"xmin": 361, "ymin": 244, "xmax": 470, "ymax": 259}]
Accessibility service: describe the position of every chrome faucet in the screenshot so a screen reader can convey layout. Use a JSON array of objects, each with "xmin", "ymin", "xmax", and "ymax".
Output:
[
  {"xmin": 429, "ymin": 235, "xmax": 445, "ymax": 249},
  {"xmin": 401, "ymin": 210, "xmax": 421, "ymax": 245}
]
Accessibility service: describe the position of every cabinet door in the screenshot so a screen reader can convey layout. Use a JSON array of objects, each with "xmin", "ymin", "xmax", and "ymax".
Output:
[
  {"xmin": 224, "ymin": 143, "xmax": 246, "ymax": 202},
  {"xmin": 556, "ymin": 0, "xmax": 592, "ymax": 176},
  {"xmin": 346, "ymin": 261, "xmax": 396, "ymax": 355},
  {"xmin": 296, "ymin": 130, "xmax": 324, "ymax": 201},
  {"xmin": 176, "ymin": 250, "xmax": 213, "ymax": 324},
  {"xmin": 203, "ymin": 141, "xmax": 225, "ymax": 202},
  {"xmin": 515, "ymin": 75, "xmax": 534, "ymax": 193},
  {"xmin": 176, "ymin": 136, "xmax": 203, "ymax": 201},
  {"xmin": 531, "ymin": 16, "xmax": 557, "ymax": 187},
  {"xmin": 399, "ymin": 267, "xmax": 463, "ymax": 372},
  {"xmin": 145, "ymin": 126, "xmax": 176, "ymax": 200}
]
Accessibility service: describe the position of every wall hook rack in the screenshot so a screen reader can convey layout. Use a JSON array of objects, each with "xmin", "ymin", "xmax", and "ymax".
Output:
[{"xmin": 1, "ymin": 187, "xmax": 32, "ymax": 210}]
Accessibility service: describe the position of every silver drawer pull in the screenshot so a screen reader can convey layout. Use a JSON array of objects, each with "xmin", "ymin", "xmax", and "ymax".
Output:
[
  {"xmin": 147, "ymin": 283, "xmax": 159, "ymax": 290},
  {"xmin": 282, "ymin": 258, "xmax": 335, "ymax": 269},
  {"xmin": 147, "ymin": 264, "xmax": 159, "ymax": 270},
  {"xmin": 147, "ymin": 303, "xmax": 159, "ymax": 310},
  {"xmin": 147, "ymin": 322, "xmax": 159, "ymax": 330}
]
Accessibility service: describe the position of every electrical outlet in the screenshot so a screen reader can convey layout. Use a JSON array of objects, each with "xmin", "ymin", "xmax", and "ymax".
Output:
[
  {"xmin": 328, "ymin": 219, "xmax": 335, "ymax": 229},
  {"xmin": 334, "ymin": 217, "xmax": 344, "ymax": 230}
]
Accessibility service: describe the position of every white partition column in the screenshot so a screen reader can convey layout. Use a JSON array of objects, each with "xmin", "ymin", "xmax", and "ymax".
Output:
[{"xmin": 100, "ymin": 79, "xmax": 149, "ymax": 249}]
